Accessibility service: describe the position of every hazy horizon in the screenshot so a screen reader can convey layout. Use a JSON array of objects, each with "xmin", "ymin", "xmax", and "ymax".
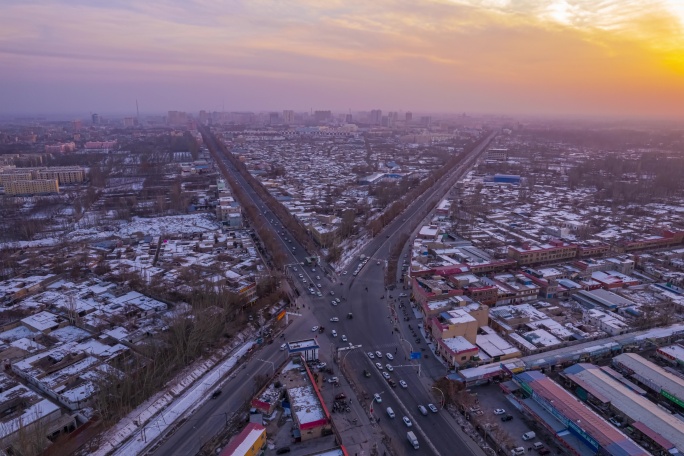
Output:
[{"xmin": 2, "ymin": 0, "xmax": 684, "ymax": 119}]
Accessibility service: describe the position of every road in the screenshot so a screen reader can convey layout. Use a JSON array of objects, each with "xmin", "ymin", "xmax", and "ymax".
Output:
[{"xmin": 150, "ymin": 130, "xmax": 495, "ymax": 456}]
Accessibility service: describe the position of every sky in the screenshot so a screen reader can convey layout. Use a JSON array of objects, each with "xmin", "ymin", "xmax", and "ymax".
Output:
[{"xmin": 1, "ymin": 0, "xmax": 684, "ymax": 118}]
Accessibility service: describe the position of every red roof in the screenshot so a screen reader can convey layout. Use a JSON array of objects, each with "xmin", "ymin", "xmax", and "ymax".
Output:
[{"xmin": 219, "ymin": 423, "xmax": 265, "ymax": 456}]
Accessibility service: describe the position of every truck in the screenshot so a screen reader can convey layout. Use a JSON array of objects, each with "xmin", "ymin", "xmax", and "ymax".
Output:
[{"xmin": 407, "ymin": 431, "xmax": 419, "ymax": 450}]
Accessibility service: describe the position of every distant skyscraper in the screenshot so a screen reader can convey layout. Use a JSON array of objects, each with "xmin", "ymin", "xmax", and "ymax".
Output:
[
  {"xmin": 345, "ymin": 114, "xmax": 353, "ymax": 123},
  {"xmin": 314, "ymin": 110, "xmax": 332, "ymax": 123},
  {"xmin": 405, "ymin": 111, "xmax": 412, "ymax": 122},
  {"xmin": 370, "ymin": 109, "xmax": 382, "ymax": 125},
  {"xmin": 420, "ymin": 116, "xmax": 432, "ymax": 127},
  {"xmin": 269, "ymin": 112, "xmax": 279, "ymax": 125},
  {"xmin": 282, "ymin": 110, "xmax": 295, "ymax": 124},
  {"xmin": 167, "ymin": 111, "xmax": 188, "ymax": 126},
  {"xmin": 72, "ymin": 119, "xmax": 82, "ymax": 131},
  {"xmin": 123, "ymin": 117, "xmax": 134, "ymax": 127},
  {"xmin": 92, "ymin": 113, "xmax": 100, "ymax": 125},
  {"xmin": 199, "ymin": 110, "xmax": 209, "ymax": 124}
]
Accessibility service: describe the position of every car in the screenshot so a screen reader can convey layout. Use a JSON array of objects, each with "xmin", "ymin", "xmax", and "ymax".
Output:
[
  {"xmin": 367, "ymin": 352, "xmax": 375, "ymax": 359},
  {"xmin": 386, "ymin": 364, "xmax": 394, "ymax": 372},
  {"xmin": 335, "ymin": 298, "xmax": 341, "ymax": 304},
  {"xmin": 386, "ymin": 353, "xmax": 394, "ymax": 360},
  {"xmin": 302, "ymin": 279, "xmax": 307, "ymax": 283},
  {"xmin": 375, "ymin": 362, "xmax": 383, "ymax": 370},
  {"xmin": 317, "ymin": 283, "xmax": 322, "ymax": 288},
  {"xmin": 318, "ymin": 362, "xmax": 327, "ymax": 368},
  {"xmin": 375, "ymin": 351, "xmax": 382, "ymax": 358},
  {"xmin": 318, "ymin": 326, "xmax": 325, "ymax": 333},
  {"xmin": 428, "ymin": 403, "xmax": 438, "ymax": 413},
  {"xmin": 211, "ymin": 390, "xmax": 222, "ymax": 399},
  {"xmin": 335, "ymin": 393, "xmax": 347, "ymax": 400},
  {"xmin": 275, "ymin": 447, "xmax": 291, "ymax": 454},
  {"xmin": 311, "ymin": 268, "xmax": 316, "ymax": 272},
  {"xmin": 501, "ymin": 414, "xmax": 513, "ymax": 422},
  {"xmin": 537, "ymin": 448, "xmax": 551, "ymax": 455},
  {"xmin": 343, "ymin": 271, "xmax": 348, "ymax": 275},
  {"xmin": 316, "ymin": 276, "xmax": 320, "ymax": 280},
  {"xmin": 330, "ymin": 290, "xmax": 335, "ymax": 295},
  {"xmin": 317, "ymin": 292, "xmax": 322, "ymax": 297},
  {"xmin": 399, "ymin": 293, "xmax": 407, "ymax": 297},
  {"xmin": 293, "ymin": 267, "xmax": 297, "ymax": 271},
  {"xmin": 341, "ymin": 335, "xmax": 347, "ymax": 342},
  {"xmin": 376, "ymin": 261, "xmax": 381, "ymax": 265},
  {"xmin": 280, "ymin": 343, "xmax": 287, "ymax": 351},
  {"xmin": 327, "ymin": 377, "xmax": 339, "ymax": 383},
  {"xmin": 494, "ymin": 408, "xmax": 506, "ymax": 415},
  {"xmin": 298, "ymin": 274, "xmax": 304, "ymax": 278},
  {"xmin": 388, "ymin": 379, "xmax": 397, "ymax": 388},
  {"xmin": 331, "ymin": 300, "xmax": 337, "ymax": 306},
  {"xmin": 511, "ymin": 447, "xmax": 525, "ymax": 456},
  {"xmin": 311, "ymin": 326, "xmax": 319, "ymax": 332},
  {"xmin": 382, "ymin": 371, "xmax": 391, "ymax": 380},
  {"xmin": 402, "ymin": 416, "xmax": 412, "ymax": 427},
  {"xmin": 373, "ymin": 393, "xmax": 382, "ymax": 403},
  {"xmin": 331, "ymin": 330, "xmax": 337, "ymax": 337},
  {"xmin": 399, "ymin": 380, "xmax": 408, "ymax": 388},
  {"xmin": 609, "ymin": 417, "xmax": 622, "ymax": 427},
  {"xmin": 330, "ymin": 317, "xmax": 339, "ymax": 322}
]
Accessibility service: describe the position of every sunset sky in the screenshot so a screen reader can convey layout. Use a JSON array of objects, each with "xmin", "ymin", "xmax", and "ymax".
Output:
[{"xmin": 1, "ymin": 0, "xmax": 683, "ymax": 117}]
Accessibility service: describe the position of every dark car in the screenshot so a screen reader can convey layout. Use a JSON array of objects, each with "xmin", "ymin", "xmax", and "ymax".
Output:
[
  {"xmin": 211, "ymin": 390, "xmax": 222, "ymax": 399},
  {"xmin": 335, "ymin": 393, "xmax": 347, "ymax": 400},
  {"xmin": 276, "ymin": 447, "xmax": 291, "ymax": 454},
  {"xmin": 318, "ymin": 326, "xmax": 325, "ymax": 333},
  {"xmin": 388, "ymin": 379, "xmax": 397, "ymax": 388},
  {"xmin": 501, "ymin": 414, "xmax": 513, "ymax": 422},
  {"xmin": 537, "ymin": 448, "xmax": 551, "ymax": 455}
]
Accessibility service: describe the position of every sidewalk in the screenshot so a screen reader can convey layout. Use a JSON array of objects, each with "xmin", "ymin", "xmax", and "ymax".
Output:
[{"xmin": 92, "ymin": 332, "xmax": 255, "ymax": 456}]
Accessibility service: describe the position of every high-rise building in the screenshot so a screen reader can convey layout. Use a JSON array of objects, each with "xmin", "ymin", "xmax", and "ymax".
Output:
[
  {"xmin": 92, "ymin": 113, "xmax": 100, "ymax": 125},
  {"xmin": 5, "ymin": 179, "xmax": 59, "ymax": 195},
  {"xmin": 282, "ymin": 110, "xmax": 295, "ymax": 124},
  {"xmin": 198, "ymin": 110, "xmax": 209, "ymax": 125},
  {"xmin": 370, "ymin": 109, "xmax": 382, "ymax": 125},
  {"xmin": 345, "ymin": 114, "xmax": 353, "ymax": 123},
  {"xmin": 72, "ymin": 120, "xmax": 83, "ymax": 131},
  {"xmin": 123, "ymin": 117, "xmax": 135, "ymax": 127},
  {"xmin": 269, "ymin": 112, "xmax": 279, "ymax": 125},
  {"xmin": 314, "ymin": 110, "xmax": 332, "ymax": 123},
  {"xmin": 167, "ymin": 111, "xmax": 188, "ymax": 126},
  {"xmin": 405, "ymin": 111, "xmax": 412, "ymax": 122}
]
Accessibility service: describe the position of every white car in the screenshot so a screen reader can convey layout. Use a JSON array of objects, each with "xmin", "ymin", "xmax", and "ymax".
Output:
[
  {"xmin": 327, "ymin": 377, "xmax": 338, "ymax": 383},
  {"xmin": 318, "ymin": 362, "xmax": 327, "ymax": 368},
  {"xmin": 335, "ymin": 298, "xmax": 341, "ymax": 304},
  {"xmin": 311, "ymin": 268, "xmax": 316, "ymax": 272},
  {"xmin": 330, "ymin": 291, "xmax": 335, "ymax": 295},
  {"xmin": 428, "ymin": 403, "xmax": 438, "ymax": 413},
  {"xmin": 386, "ymin": 353, "xmax": 394, "ymax": 360},
  {"xmin": 367, "ymin": 352, "xmax": 375, "ymax": 359},
  {"xmin": 375, "ymin": 351, "xmax": 382, "ymax": 358},
  {"xmin": 373, "ymin": 393, "xmax": 382, "ymax": 403},
  {"xmin": 386, "ymin": 364, "xmax": 394, "ymax": 372},
  {"xmin": 399, "ymin": 380, "xmax": 408, "ymax": 388},
  {"xmin": 311, "ymin": 326, "xmax": 319, "ymax": 332},
  {"xmin": 317, "ymin": 283, "xmax": 322, "ymax": 288},
  {"xmin": 280, "ymin": 343, "xmax": 287, "ymax": 351},
  {"xmin": 293, "ymin": 267, "xmax": 298, "ymax": 271},
  {"xmin": 298, "ymin": 274, "xmax": 304, "ymax": 278},
  {"xmin": 341, "ymin": 335, "xmax": 347, "ymax": 342},
  {"xmin": 343, "ymin": 271, "xmax": 348, "ymax": 275},
  {"xmin": 403, "ymin": 416, "xmax": 413, "ymax": 427},
  {"xmin": 316, "ymin": 276, "xmax": 320, "ymax": 280},
  {"xmin": 375, "ymin": 362, "xmax": 383, "ymax": 370},
  {"xmin": 330, "ymin": 317, "xmax": 339, "ymax": 322},
  {"xmin": 493, "ymin": 409, "xmax": 506, "ymax": 415},
  {"xmin": 331, "ymin": 330, "xmax": 337, "ymax": 337},
  {"xmin": 382, "ymin": 371, "xmax": 391, "ymax": 380},
  {"xmin": 331, "ymin": 300, "xmax": 337, "ymax": 306},
  {"xmin": 399, "ymin": 293, "xmax": 407, "ymax": 297}
]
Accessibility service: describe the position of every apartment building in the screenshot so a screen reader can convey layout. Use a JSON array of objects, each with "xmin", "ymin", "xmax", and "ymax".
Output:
[
  {"xmin": 507, "ymin": 239, "xmax": 578, "ymax": 265},
  {"xmin": 5, "ymin": 179, "xmax": 59, "ymax": 195}
]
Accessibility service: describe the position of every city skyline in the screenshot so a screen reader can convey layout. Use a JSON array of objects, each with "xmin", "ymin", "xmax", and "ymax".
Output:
[{"xmin": 1, "ymin": 0, "xmax": 684, "ymax": 118}]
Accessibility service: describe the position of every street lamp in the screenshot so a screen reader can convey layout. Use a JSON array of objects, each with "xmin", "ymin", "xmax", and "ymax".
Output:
[{"xmin": 431, "ymin": 386, "xmax": 446, "ymax": 409}]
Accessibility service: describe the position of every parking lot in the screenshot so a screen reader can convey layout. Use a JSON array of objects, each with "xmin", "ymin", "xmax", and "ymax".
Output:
[{"xmin": 467, "ymin": 382, "xmax": 560, "ymax": 455}]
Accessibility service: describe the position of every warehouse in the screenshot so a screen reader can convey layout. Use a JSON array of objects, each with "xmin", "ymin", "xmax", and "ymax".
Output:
[
  {"xmin": 563, "ymin": 363, "xmax": 684, "ymax": 454},
  {"xmin": 612, "ymin": 353, "xmax": 684, "ymax": 412}
]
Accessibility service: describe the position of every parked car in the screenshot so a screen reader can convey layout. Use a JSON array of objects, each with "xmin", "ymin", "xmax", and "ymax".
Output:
[
  {"xmin": 327, "ymin": 377, "xmax": 339, "ymax": 383},
  {"xmin": 311, "ymin": 326, "xmax": 319, "ymax": 332},
  {"xmin": 375, "ymin": 362, "xmax": 383, "ymax": 370},
  {"xmin": 276, "ymin": 447, "xmax": 291, "ymax": 454},
  {"xmin": 501, "ymin": 414, "xmax": 513, "ymax": 422},
  {"xmin": 494, "ymin": 408, "xmax": 506, "ymax": 415},
  {"xmin": 211, "ymin": 390, "xmax": 222, "ymax": 399},
  {"xmin": 375, "ymin": 351, "xmax": 382, "ymax": 358},
  {"xmin": 382, "ymin": 371, "xmax": 391, "ymax": 380},
  {"xmin": 341, "ymin": 335, "xmax": 347, "ymax": 342},
  {"xmin": 386, "ymin": 364, "xmax": 394, "ymax": 372},
  {"xmin": 330, "ymin": 317, "xmax": 339, "ymax": 322},
  {"xmin": 367, "ymin": 352, "xmax": 375, "ymax": 359},
  {"xmin": 386, "ymin": 353, "xmax": 394, "ymax": 360}
]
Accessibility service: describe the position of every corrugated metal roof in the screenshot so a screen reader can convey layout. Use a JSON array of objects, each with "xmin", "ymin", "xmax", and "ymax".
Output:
[
  {"xmin": 563, "ymin": 364, "xmax": 684, "ymax": 453},
  {"xmin": 521, "ymin": 372, "xmax": 648, "ymax": 456}
]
